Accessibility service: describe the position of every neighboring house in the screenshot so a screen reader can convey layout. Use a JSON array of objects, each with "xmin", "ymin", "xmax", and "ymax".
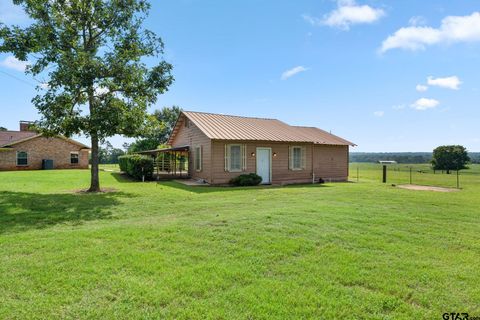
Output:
[
  {"xmin": 0, "ymin": 121, "xmax": 90, "ymax": 171},
  {"xmin": 159, "ymin": 111, "xmax": 355, "ymax": 185}
]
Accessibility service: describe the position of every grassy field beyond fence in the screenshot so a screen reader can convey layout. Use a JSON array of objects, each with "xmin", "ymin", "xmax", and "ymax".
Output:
[{"xmin": 350, "ymin": 163, "xmax": 480, "ymax": 189}]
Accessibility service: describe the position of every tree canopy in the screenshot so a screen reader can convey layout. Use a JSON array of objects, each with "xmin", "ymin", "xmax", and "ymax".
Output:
[
  {"xmin": 431, "ymin": 145, "xmax": 470, "ymax": 174},
  {"xmin": 0, "ymin": 0, "xmax": 173, "ymax": 191},
  {"xmin": 128, "ymin": 105, "xmax": 181, "ymax": 153},
  {"xmin": 99, "ymin": 141, "xmax": 125, "ymax": 164}
]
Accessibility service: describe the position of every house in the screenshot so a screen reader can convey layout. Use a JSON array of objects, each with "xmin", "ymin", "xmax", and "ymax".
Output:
[
  {"xmin": 0, "ymin": 121, "xmax": 90, "ymax": 171},
  {"xmin": 142, "ymin": 111, "xmax": 355, "ymax": 185}
]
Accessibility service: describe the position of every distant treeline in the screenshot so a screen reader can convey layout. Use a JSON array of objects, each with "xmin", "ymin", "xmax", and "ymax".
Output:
[{"xmin": 351, "ymin": 152, "xmax": 480, "ymax": 164}]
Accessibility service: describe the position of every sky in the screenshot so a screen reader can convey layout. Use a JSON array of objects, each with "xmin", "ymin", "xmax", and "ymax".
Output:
[{"xmin": 1, "ymin": 0, "xmax": 480, "ymax": 152}]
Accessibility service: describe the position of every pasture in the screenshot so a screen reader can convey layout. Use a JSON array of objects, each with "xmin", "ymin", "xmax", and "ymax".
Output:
[{"xmin": 0, "ymin": 165, "xmax": 479, "ymax": 319}]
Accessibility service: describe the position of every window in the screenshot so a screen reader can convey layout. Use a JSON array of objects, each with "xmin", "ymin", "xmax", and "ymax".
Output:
[
  {"xmin": 225, "ymin": 144, "xmax": 246, "ymax": 172},
  {"xmin": 184, "ymin": 118, "xmax": 189, "ymax": 128},
  {"xmin": 16, "ymin": 151, "xmax": 28, "ymax": 166},
  {"xmin": 289, "ymin": 146, "xmax": 305, "ymax": 170},
  {"xmin": 194, "ymin": 146, "xmax": 202, "ymax": 171},
  {"xmin": 70, "ymin": 152, "xmax": 79, "ymax": 164}
]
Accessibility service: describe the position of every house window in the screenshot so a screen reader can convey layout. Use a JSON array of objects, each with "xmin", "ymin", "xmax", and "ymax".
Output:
[
  {"xmin": 16, "ymin": 151, "xmax": 28, "ymax": 166},
  {"xmin": 185, "ymin": 118, "xmax": 190, "ymax": 128},
  {"xmin": 70, "ymin": 152, "xmax": 79, "ymax": 164},
  {"xmin": 289, "ymin": 146, "xmax": 305, "ymax": 170},
  {"xmin": 225, "ymin": 144, "xmax": 246, "ymax": 172},
  {"xmin": 194, "ymin": 146, "xmax": 202, "ymax": 171}
]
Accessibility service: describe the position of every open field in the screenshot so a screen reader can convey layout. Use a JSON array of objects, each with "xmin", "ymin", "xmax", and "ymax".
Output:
[{"xmin": 1, "ymin": 168, "xmax": 479, "ymax": 319}]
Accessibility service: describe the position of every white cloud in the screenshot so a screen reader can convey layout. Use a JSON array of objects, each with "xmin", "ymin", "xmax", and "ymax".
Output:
[
  {"xmin": 303, "ymin": 0, "xmax": 385, "ymax": 30},
  {"xmin": 281, "ymin": 66, "xmax": 308, "ymax": 80},
  {"xmin": 416, "ymin": 84, "xmax": 428, "ymax": 92},
  {"xmin": 302, "ymin": 14, "xmax": 322, "ymax": 26},
  {"xmin": 392, "ymin": 104, "xmax": 406, "ymax": 110},
  {"xmin": 427, "ymin": 76, "xmax": 461, "ymax": 90},
  {"xmin": 373, "ymin": 111, "xmax": 384, "ymax": 117},
  {"xmin": 0, "ymin": 56, "xmax": 29, "ymax": 72},
  {"xmin": 381, "ymin": 12, "xmax": 480, "ymax": 53},
  {"xmin": 411, "ymin": 98, "xmax": 440, "ymax": 110},
  {"xmin": 409, "ymin": 16, "xmax": 427, "ymax": 26}
]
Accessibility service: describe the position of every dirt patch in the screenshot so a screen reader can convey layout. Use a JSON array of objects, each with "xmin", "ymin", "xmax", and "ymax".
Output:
[
  {"xmin": 72, "ymin": 188, "xmax": 119, "ymax": 194},
  {"xmin": 396, "ymin": 184, "xmax": 459, "ymax": 192}
]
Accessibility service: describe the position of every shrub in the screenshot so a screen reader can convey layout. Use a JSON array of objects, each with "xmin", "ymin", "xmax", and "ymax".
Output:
[
  {"xmin": 229, "ymin": 173, "xmax": 262, "ymax": 186},
  {"xmin": 118, "ymin": 155, "xmax": 154, "ymax": 181}
]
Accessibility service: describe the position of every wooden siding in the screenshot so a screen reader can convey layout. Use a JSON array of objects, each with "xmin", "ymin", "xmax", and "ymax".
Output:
[
  {"xmin": 170, "ymin": 114, "xmax": 212, "ymax": 181},
  {"xmin": 208, "ymin": 141, "xmax": 349, "ymax": 185},
  {"xmin": 210, "ymin": 141, "xmax": 314, "ymax": 185},
  {"xmin": 312, "ymin": 145, "xmax": 349, "ymax": 181}
]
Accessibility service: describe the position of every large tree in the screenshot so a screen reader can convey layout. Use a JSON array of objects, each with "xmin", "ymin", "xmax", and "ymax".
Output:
[
  {"xmin": 128, "ymin": 105, "xmax": 181, "ymax": 153},
  {"xmin": 0, "ymin": 0, "xmax": 173, "ymax": 191},
  {"xmin": 432, "ymin": 145, "xmax": 470, "ymax": 174}
]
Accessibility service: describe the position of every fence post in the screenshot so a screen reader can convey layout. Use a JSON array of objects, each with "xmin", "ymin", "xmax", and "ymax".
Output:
[
  {"xmin": 457, "ymin": 170, "xmax": 460, "ymax": 189},
  {"xmin": 357, "ymin": 166, "xmax": 359, "ymax": 182},
  {"xmin": 410, "ymin": 167, "xmax": 412, "ymax": 185},
  {"xmin": 382, "ymin": 165, "xmax": 387, "ymax": 183}
]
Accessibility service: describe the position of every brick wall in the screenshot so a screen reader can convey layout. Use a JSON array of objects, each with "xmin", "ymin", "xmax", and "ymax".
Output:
[{"xmin": 0, "ymin": 136, "xmax": 89, "ymax": 171}]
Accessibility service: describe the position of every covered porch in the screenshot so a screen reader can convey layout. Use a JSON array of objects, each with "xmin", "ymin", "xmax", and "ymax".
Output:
[{"xmin": 137, "ymin": 145, "xmax": 190, "ymax": 180}]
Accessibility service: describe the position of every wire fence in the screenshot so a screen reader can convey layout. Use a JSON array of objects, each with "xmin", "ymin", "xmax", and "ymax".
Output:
[{"xmin": 349, "ymin": 163, "xmax": 480, "ymax": 189}]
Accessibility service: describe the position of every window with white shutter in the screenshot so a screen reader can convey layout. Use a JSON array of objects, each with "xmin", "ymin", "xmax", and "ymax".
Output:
[
  {"xmin": 289, "ymin": 146, "xmax": 305, "ymax": 170},
  {"xmin": 225, "ymin": 144, "xmax": 246, "ymax": 172},
  {"xmin": 194, "ymin": 146, "xmax": 202, "ymax": 171}
]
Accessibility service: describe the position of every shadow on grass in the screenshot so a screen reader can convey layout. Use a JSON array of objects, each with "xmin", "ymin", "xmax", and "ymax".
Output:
[
  {"xmin": 109, "ymin": 172, "xmax": 331, "ymax": 194},
  {"xmin": 0, "ymin": 191, "xmax": 127, "ymax": 234},
  {"xmin": 158, "ymin": 180, "xmax": 331, "ymax": 194}
]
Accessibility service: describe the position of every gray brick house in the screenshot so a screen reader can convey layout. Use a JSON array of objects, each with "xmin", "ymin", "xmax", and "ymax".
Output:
[{"xmin": 0, "ymin": 121, "xmax": 90, "ymax": 171}]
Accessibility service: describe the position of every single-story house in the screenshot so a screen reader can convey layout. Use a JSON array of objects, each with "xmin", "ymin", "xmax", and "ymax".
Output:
[
  {"xmin": 0, "ymin": 121, "xmax": 90, "ymax": 171},
  {"xmin": 143, "ymin": 111, "xmax": 355, "ymax": 185}
]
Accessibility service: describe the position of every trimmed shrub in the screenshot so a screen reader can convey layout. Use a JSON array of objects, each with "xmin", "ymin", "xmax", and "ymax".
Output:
[
  {"xmin": 229, "ymin": 173, "xmax": 262, "ymax": 186},
  {"xmin": 118, "ymin": 155, "xmax": 154, "ymax": 181}
]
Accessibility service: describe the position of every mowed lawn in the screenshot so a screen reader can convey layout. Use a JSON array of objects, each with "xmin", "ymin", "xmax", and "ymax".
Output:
[{"xmin": 0, "ymin": 166, "xmax": 479, "ymax": 319}]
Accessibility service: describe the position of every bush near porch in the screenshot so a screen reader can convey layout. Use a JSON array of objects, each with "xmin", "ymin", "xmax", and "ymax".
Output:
[{"xmin": 118, "ymin": 155, "xmax": 154, "ymax": 180}]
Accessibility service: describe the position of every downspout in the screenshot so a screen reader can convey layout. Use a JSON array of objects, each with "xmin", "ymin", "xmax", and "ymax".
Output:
[
  {"xmin": 312, "ymin": 143, "xmax": 315, "ymax": 184},
  {"xmin": 210, "ymin": 139, "xmax": 214, "ymax": 184}
]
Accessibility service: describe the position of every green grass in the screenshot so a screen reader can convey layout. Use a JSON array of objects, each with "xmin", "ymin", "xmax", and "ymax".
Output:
[{"xmin": 0, "ymin": 166, "xmax": 479, "ymax": 319}]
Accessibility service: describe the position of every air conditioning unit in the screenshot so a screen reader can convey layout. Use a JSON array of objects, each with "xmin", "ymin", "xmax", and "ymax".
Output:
[{"xmin": 42, "ymin": 159, "xmax": 54, "ymax": 170}]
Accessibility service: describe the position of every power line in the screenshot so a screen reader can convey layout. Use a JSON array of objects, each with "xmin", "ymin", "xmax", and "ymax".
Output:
[{"xmin": 0, "ymin": 69, "xmax": 37, "ymax": 88}]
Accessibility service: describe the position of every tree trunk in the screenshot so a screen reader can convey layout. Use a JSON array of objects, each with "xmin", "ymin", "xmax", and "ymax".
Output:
[
  {"xmin": 88, "ymin": 134, "xmax": 101, "ymax": 192},
  {"xmin": 446, "ymin": 169, "xmax": 450, "ymax": 174}
]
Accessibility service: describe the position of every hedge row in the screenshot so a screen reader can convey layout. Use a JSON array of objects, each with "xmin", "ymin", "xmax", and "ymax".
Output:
[{"xmin": 118, "ymin": 155, "xmax": 154, "ymax": 181}]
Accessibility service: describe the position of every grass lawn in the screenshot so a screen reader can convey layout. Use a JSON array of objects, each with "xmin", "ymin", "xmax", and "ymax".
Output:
[{"xmin": 0, "ymin": 166, "xmax": 479, "ymax": 319}]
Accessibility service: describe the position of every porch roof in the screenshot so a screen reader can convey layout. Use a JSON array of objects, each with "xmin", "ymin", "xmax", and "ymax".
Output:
[{"xmin": 136, "ymin": 145, "xmax": 189, "ymax": 156}]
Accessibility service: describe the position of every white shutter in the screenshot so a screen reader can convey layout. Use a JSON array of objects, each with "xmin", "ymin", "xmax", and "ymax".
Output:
[
  {"xmin": 301, "ymin": 146, "xmax": 306, "ymax": 170},
  {"xmin": 224, "ymin": 144, "xmax": 230, "ymax": 172},
  {"xmin": 199, "ymin": 146, "xmax": 203, "ymax": 171},
  {"xmin": 288, "ymin": 146, "xmax": 293, "ymax": 170},
  {"xmin": 242, "ymin": 144, "xmax": 247, "ymax": 171}
]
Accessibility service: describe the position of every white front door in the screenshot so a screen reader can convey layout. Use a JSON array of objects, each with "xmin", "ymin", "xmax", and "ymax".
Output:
[{"xmin": 256, "ymin": 148, "xmax": 271, "ymax": 184}]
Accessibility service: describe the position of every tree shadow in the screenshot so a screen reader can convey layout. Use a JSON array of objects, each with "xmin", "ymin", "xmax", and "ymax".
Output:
[
  {"xmin": 159, "ymin": 181, "xmax": 331, "ymax": 194},
  {"xmin": 0, "ymin": 191, "xmax": 127, "ymax": 234}
]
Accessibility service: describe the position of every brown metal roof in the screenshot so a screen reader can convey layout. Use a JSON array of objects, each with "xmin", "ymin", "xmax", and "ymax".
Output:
[
  {"xmin": 0, "ymin": 131, "xmax": 38, "ymax": 147},
  {"xmin": 169, "ymin": 111, "xmax": 355, "ymax": 146}
]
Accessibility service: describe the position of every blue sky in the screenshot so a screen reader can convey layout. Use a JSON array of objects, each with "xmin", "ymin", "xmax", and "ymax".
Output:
[{"xmin": 1, "ymin": 0, "xmax": 480, "ymax": 152}]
